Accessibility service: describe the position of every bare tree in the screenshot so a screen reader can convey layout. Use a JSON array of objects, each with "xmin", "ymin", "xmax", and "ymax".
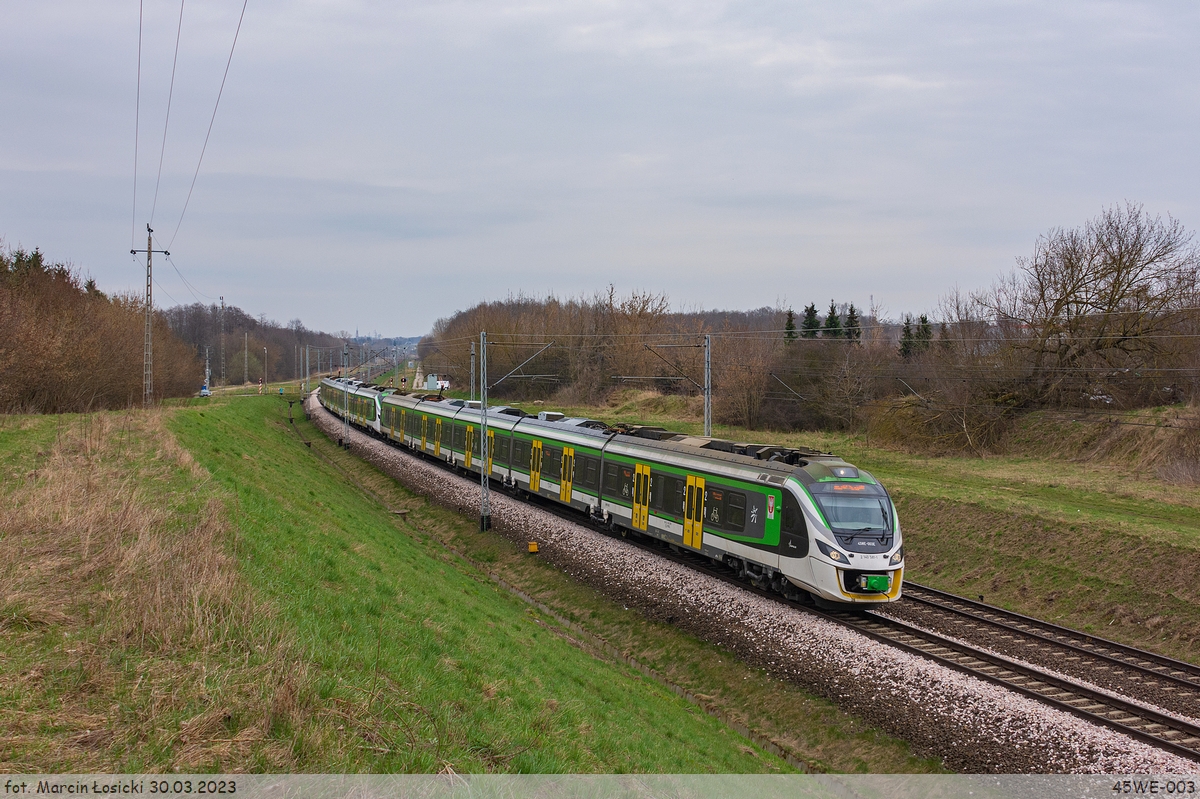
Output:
[{"xmin": 983, "ymin": 202, "xmax": 1200, "ymax": 405}]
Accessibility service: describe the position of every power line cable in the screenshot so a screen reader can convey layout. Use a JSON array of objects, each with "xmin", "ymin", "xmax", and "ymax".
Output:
[
  {"xmin": 150, "ymin": 0, "xmax": 186, "ymax": 225},
  {"xmin": 131, "ymin": 0, "xmax": 144, "ymax": 249},
  {"xmin": 168, "ymin": 0, "xmax": 249, "ymax": 249}
]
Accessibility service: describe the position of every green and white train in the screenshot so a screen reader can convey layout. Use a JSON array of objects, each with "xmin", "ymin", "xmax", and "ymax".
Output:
[{"xmin": 319, "ymin": 377, "xmax": 904, "ymax": 605}]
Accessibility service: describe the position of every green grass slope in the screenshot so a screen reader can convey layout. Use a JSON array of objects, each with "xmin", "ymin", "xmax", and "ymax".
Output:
[{"xmin": 167, "ymin": 397, "xmax": 789, "ymax": 772}]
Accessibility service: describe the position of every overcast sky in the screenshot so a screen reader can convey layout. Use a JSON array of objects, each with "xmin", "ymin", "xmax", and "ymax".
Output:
[{"xmin": 3, "ymin": 1, "xmax": 1198, "ymax": 336}]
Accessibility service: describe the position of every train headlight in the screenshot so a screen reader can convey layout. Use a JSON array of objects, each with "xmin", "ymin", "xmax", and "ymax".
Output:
[
  {"xmin": 816, "ymin": 539, "xmax": 848, "ymax": 563},
  {"xmin": 889, "ymin": 546, "xmax": 904, "ymax": 566}
]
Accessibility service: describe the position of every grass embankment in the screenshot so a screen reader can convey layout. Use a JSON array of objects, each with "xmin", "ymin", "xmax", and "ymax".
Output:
[
  {"xmin": 0, "ymin": 410, "xmax": 300, "ymax": 770},
  {"xmin": 292, "ymin": 401, "xmax": 941, "ymax": 773},
  {"xmin": 538, "ymin": 390, "xmax": 1200, "ymax": 664},
  {"xmin": 0, "ymin": 398, "xmax": 939, "ymax": 772}
]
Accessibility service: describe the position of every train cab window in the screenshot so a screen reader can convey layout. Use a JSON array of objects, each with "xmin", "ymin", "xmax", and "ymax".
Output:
[
  {"xmin": 495, "ymin": 436, "xmax": 511, "ymax": 465},
  {"xmin": 780, "ymin": 492, "xmax": 809, "ymax": 557},
  {"xmin": 543, "ymin": 446, "xmax": 561, "ymax": 480},
  {"xmin": 602, "ymin": 463, "xmax": 619, "ymax": 494}
]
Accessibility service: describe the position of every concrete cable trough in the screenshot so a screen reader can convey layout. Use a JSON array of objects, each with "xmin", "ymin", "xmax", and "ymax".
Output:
[{"xmin": 304, "ymin": 392, "xmax": 1196, "ymax": 774}]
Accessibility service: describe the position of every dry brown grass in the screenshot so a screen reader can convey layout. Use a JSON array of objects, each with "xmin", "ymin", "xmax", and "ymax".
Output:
[{"xmin": 0, "ymin": 411, "xmax": 313, "ymax": 772}]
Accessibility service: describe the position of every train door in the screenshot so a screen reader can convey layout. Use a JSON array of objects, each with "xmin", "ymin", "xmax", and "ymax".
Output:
[
  {"xmin": 559, "ymin": 447, "xmax": 575, "ymax": 503},
  {"xmin": 487, "ymin": 430, "xmax": 495, "ymax": 477},
  {"xmin": 529, "ymin": 440, "xmax": 543, "ymax": 492},
  {"xmin": 632, "ymin": 464, "xmax": 651, "ymax": 530},
  {"xmin": 683, "ymin": 475, "xmax": 706, "ymax": 549},
  {"xmin": 465, "ymin": 426, "xmax": 474, "ymax": 470},
  {"xmin": 434, "ymin": 419, "xmax": 443, "ymax": 457},
  {"xmin": 421, "ymin": 415, "xmax": 428, "ymax": 451},
  {"xmin": 399, "ymin": 410, "xmax": 406, "ymax": 444}
]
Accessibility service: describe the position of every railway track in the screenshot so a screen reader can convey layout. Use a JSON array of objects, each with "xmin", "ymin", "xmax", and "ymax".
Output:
[
  {"xmin": 354, "ymin": 423, "xmax": 1200, "ymax": 763},
  {"xmin": 898, "ymin": 583, "xmax": 1200, "ymax": 701},
  {"xmin": 816, "ymin": 606, "xmax": 1200, "ymax": 763},
  {"xmin": 592, "ymin": 529, "xmax": 1200, "ymax": 763}
]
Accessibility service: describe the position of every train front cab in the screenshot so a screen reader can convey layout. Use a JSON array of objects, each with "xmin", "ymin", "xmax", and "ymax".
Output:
[{"xmin": 778, "ymin": 477, "xmax": 903, "ymax": 605}]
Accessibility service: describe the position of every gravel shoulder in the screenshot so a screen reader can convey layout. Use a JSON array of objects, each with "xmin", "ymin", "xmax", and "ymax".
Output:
[{"xmin": 306, "ymin": 393, "xmax": 1197, "ymax": 774}]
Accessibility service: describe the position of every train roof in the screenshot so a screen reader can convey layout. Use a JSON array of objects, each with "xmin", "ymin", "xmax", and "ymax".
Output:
[{"xmin": 331, "ymin": 385, "xmax": 865, "ymax": 483}]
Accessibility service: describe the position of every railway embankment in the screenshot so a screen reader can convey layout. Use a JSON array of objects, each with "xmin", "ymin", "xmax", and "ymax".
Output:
[
  {"xmin": 306, "ymin": 392, "xmax": 1197, "ymax": 773},
  {"xmin": 2, "ymin": 400, "xmax": 805, "ymax": 772}
]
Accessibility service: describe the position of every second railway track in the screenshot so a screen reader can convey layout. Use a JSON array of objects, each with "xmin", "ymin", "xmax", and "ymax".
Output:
[{"xmin": 887, "ymin": 583, "xmax": 1200, "ymax": 714}]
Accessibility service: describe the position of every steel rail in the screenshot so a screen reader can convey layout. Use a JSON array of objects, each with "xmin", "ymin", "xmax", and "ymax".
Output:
[
  {"xmin": 815, "ymin": 608, "xmax": 1200, "ymax": 763},
  {"xmin": 901, "ymin": 582, "xmax": 1200, "ymax": 691}
]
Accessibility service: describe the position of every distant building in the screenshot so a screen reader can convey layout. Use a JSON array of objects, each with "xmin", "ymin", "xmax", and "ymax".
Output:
[{"xmin": 425, "ymin": 373, "xmax": 450, "ymax": 391}]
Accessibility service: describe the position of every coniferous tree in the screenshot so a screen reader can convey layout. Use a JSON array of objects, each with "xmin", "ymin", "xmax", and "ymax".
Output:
[
  {"xmin": 899, "ymin": 315, "xmax": 914, "ymax": 359},
  {"xmin": 784, "ymin": 308, "xmax": 798, "ymax": 343},
  {"xmin": 822, "ymin": 300, "xmax": 842, "ymax": 338},
  {"xmin": 845, "ymin": 303, "xmax": 861, "ymax": 342},
  {"xmin": 801, "ymin": 303, "xmax": 821, "ymax": 338},
  {"xmin": 916, "ymin": 313, "xmax": 933, "ymax": 353}
]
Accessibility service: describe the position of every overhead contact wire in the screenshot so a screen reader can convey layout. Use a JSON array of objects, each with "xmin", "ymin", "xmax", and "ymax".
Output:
[
  {"xmin": 131, "ymin": 0, "xmax": 144, "ymax": 248},
  {"xmin": 168, "ymin": 0, "xmax": 249, "ymax": 249},
  {"xmin": 150, "ymin": 0, "xmax": 187, "ymax": 225}
]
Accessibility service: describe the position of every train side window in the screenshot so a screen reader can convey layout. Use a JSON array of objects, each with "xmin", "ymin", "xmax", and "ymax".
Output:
[
  {"xmin": 650, "ymin": 472, "xmax": 665, "ymax": 510},
  {"xmin": 619, "ymin": 466, "xmax": 634, "ymax": 501},
  {"xmin": 667, "ymin": 477, "xmax": 685, "ymax": 516},
  {"xmin": 496, "ymin": 436, "xmax": 511, "ymax": 465},
  {"xmin": 512, "ymin": 439, "xmax": 531, "ymax": 470},
  {"xmin": 453, "ymin": 424, "xmax": 465, "ymax": 451},
  {"xmin": 706, "ymin": 488, "xmax": 724, "ymax": 527},
  {"xmin": 574, "ymin": 455, "xmax": 599, "ymax": 491},
  {"xmin": 780, "ymin": 492, "xmax": 809, "ymax": 557},
  {"xmin": 543, "ymin": 446, "xmax": 561, "ymax": 480},
  {"xmin": 727, "ymin": 492, "xmax": 746, "ymax": 532},
  {"xmin": 602, "ymin": 462, "xmax": 619, "ymax": 494}
]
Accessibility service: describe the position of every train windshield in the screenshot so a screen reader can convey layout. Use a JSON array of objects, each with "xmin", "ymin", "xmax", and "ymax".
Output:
[{"xmin": 810, "ymin": 484, "xmax": 892, "ymax": 534}]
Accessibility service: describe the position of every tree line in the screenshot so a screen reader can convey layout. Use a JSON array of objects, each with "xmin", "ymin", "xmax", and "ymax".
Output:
[
  {"xmin": 163, "ymin": 303, "xmax": 347, "ymax": 387},
  {"xmin": 0, "ymin": 243, "xmax": 353, "ymax": 413},
  {"xmin": 419, "ymin": 203, "xmax": 1200, "ymax": 451},
  {"xmin": 0, "ymin": 246, "xmax": 199, "ymax": 413}
]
